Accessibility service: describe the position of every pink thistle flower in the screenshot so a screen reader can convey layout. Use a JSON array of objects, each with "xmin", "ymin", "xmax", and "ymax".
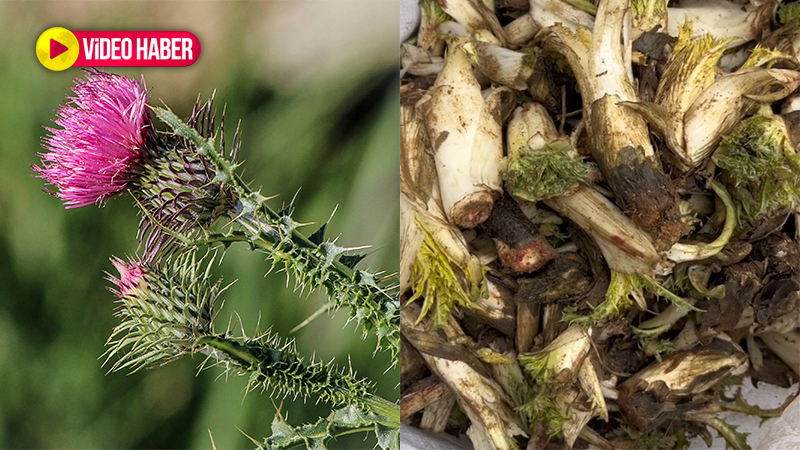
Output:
[
  {"xmin": 33, "ymin": 70, "xmax": 154, "ymax": 208},
  {"xmin": 108, "ymin": 256, "xmax": 147, "ymax": 299}
]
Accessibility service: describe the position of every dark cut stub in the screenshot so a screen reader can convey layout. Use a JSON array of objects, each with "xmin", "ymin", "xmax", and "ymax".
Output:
[
  {"xmin": 481, "ymin": 194, "xmax": 556, "ymax": 274},
  {"xmin": 604, "ymin": 145, "xmax": 684, "ymax": 251},
  {"xmin": 514, "ymin": 253, "xmax": 593, "ymax": 304}
]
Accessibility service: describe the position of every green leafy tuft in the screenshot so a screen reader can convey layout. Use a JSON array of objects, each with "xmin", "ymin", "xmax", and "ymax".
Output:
[
  {"xmin": 778, "ymin": 2, "xmax": 800, "ymax": 26},
  {"xmin": 517, "ymin": 387, "xmax": 570, "ymax": 438},
  {"xmin": 714, "ymin": 114, "xmax": 800, "ymax": 229},
  {"xmin": 504, "ymin": 139, "xmax": 594, "ymax": 202}
]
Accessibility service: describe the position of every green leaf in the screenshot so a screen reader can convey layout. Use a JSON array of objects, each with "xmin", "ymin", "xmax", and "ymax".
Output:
[
  {"xmin": 338, "ymin": 253, "xmax": 367, "ymax": 269},
  {"xmin": 309, "ymin": 223, "xmax": 328, "ymax": 245},
  {"xmin": 259, "ymin": 405, "xmax": 399, "ymax": 450}
]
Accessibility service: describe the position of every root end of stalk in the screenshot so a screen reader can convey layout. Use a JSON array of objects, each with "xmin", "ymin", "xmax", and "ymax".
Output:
[
  {"xmin": 450, "ymin": 191, "xmax": 497, "ymax": 229},
  {"xmin": 495, "ymin": 237, "xmax": 557, "ymax": 274},
  {"xmin": 606, "ymin": 146, "xmax": 683, "ymax": 251}
]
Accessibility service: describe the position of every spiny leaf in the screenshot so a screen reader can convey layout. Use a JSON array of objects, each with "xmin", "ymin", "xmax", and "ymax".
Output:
[
  {"xmin": 259, "ymin": 405, "xmax": 399, "ymax": 450},
  {"xmin": 309, "ymin": 223, "xmax": 328, "ymax": 245},
  {"xmin": 338, "ymin": 253, "xmax": 367, "ymax": 270}
]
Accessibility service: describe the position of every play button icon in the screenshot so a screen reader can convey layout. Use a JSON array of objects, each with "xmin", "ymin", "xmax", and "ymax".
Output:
[
  {"xmin": 50, "ymin": 39, "xmax": 69, "ymax": 59},
  {"xmin": 36, "ymin": 27, "xmax": 79, "ymax": 71}
]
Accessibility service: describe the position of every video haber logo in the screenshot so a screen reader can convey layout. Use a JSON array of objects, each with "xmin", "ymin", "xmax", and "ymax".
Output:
[{"xmin": 37, "ymin": 27, "xmax": 200, "ymax": 71}]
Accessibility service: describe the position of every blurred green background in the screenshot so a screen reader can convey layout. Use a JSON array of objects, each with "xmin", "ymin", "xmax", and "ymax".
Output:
[{"xmin": 0, "ymin": 1, "xmax": 399, "ymax": 448}]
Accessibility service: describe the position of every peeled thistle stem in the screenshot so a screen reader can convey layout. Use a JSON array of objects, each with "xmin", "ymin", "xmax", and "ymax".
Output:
[
  {"xmin": 542, "ymin": 0, "xmax": 683, "ymax": 249},
  {"xmin": 152, "ymin": 106, "xmax": 399, "ymax": 359},
  {"xmin": 588, "ymin": 96, "xmax": 683, "ymax": 251},
  {"xmin": 401, "ymin": 306, "xmax": 527, "ymax": 450},
  {"xmin": 417, "ymin": 0, "xmax": 448, "ymax": 55},
  {"xmin": 422, "ymin": 45, "xmax": 513, "ymax": 229},
  {"xmin": 530, "ymin": 0, "xmax": 596, "ymax": 32},
  {"xmin": 401, "ymin": 89, "xmax": 486, "ymax": 327},
  {"xmin": 461, "ymin": 38, "xmax": 536, "ymax": 90},
  {"xmin": 760, "ymin": 331, "xmax": 800, "ymax": 377},
  {"xmin": 666, "ymin": 0, "xmax": 771, "ymax": 47}
]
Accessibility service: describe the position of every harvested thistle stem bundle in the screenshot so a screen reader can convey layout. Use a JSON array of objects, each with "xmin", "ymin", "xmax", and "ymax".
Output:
[
  {"xmin": 401, "ymin": 306, "xmax": 527, "ymax": 450},
  {"xmin": 518, "ymin": 324, "xmax": 607, "ymax": 447},
  {"xmin": 401, "ymin": 1, "xmax": 800, "ymax": 449},
  {"xmin": 505, "ymin": 102, "xmax": 683, "ymax": 321},
  {"xmin": 541, "ymin": 0, "xmax": 683, "ymax": 250},
  {"xmin": 621, "ymin": 24, "xmax": 800, "ymax": 171}
]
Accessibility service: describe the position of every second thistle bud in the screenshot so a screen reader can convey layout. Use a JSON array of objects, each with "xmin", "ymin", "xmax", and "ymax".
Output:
[{"xmin": 105, "ymin": 252, "xmax": 220, "ymax": 372}]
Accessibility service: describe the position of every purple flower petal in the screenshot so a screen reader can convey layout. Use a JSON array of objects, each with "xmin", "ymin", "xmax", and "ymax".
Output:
[{"xmin": 108, "ymin": 256, "xmax": 147, "ymax": 298}]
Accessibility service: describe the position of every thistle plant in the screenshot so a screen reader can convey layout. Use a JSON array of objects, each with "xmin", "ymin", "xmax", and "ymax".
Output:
[{"xmin": 34, "ymin": 70, "xmax": 399, "ymax": 449}]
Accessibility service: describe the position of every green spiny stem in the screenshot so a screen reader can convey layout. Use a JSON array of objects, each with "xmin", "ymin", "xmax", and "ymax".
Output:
[
  {"xmin": 153, "ymin": 106, "xmax": 399, "ymax": 357},
  {"xmin": 365, "ymin": 395, "xmax": 401, "ymax": 425},
  {"xmin": 195, "ymin": 334, "xmax": 398, "ymax": 423},
  {"xmin": 196, "ymin": 334, "xmax": 267, "ymax": 366}
]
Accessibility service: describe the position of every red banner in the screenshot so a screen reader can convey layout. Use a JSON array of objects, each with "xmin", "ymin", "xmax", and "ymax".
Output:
[{"xmin": 72, "ymin": 31, "xmax": 200, "ymax": 67}]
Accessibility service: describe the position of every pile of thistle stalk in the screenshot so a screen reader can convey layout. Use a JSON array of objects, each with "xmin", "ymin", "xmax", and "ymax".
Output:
[
  {"xmin": 400, "ymin": 0, "xmax": 800, "ymax": 449},
  {"xmin": 33, "ymin": 70, "xmax": 400, "ymax": 449}
]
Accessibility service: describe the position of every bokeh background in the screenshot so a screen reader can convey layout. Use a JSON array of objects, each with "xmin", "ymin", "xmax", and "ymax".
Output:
[{"xmin": 0, "ymin": 1, "xmax": 399, "ymax": 448}]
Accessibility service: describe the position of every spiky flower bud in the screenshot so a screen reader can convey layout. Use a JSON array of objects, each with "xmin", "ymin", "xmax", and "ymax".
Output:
[
  {"xmin": 135, "ymin": 98, "xmax": 238, "ymax": 258},
  {"xmin": 104, "ymin": 252, "xmax": 219, "ymax": 372}
]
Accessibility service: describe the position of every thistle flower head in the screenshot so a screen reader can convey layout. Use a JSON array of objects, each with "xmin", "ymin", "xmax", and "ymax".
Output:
[{"xmin": 33, "ymin": 69, "xmax": 154, "ymax": 208}]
